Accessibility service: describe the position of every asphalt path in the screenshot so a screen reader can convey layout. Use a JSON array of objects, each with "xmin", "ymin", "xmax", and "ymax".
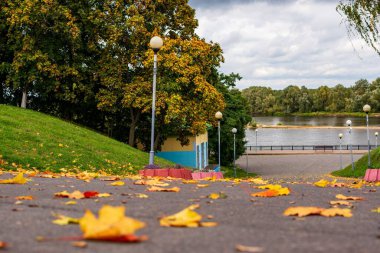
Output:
[{"xmin": 0, "ymin": 172, "xmax": 379, "ymax": 253}]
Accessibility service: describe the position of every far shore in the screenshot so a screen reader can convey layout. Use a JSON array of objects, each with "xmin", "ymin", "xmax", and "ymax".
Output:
[{"xmin": 248, "ymin": 125, "xmax": 380, "ymax": 130}]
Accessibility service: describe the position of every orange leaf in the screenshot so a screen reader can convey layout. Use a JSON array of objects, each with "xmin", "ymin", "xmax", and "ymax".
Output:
[
  {"xmin": 320, "ymin": 208, "xmax": 352, "ymax": 218},
  {"xmin": 283, "ymin": 206, "xmax": 324, "ymax": 217},
  {"xmin": 0, "ymin": 241, "xmax": 7, "ymax": 249},
  {"xmin": 15, "ymin": 195, "xmax": 34, "ymax": 200}
]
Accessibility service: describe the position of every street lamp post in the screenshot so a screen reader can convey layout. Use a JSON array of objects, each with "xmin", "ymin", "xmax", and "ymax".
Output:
[
  {"xmin": 339, "ymin": 133, "xmax": 343, "ymax": 170},
  {"xmin": 232, "ymin": 128, "xmax": 237, "ymax": 177},
  {"xmin": 363, "ymin": 104, "xmax": 371, "ymax": 167},
  {"xmin": 244, "ymin": 137, "xmax": 249, "ymax": 175},
  {"xmin": 255, "ymin": 129, "xmax": 258, "ymax": 152},
  {"xmin": 148, "ymin": 36, "xmax": 163, "ymax": 165},
  {"xmin": 215, "ymin": 111, "xmax": 223, "ymax": 170},
  {"xmin": 375, "ymin": 132, "xmax": 378, "ymax": 148},
  {"xmin": 346, "ymin": 120, "xmax": 355, "ymax": 171}
]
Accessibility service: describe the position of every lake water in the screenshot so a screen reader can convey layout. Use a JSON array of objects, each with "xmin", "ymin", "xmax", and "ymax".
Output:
[{"xmin": 246, "ymin": 116, "xmax": 380, "ymax": 146}]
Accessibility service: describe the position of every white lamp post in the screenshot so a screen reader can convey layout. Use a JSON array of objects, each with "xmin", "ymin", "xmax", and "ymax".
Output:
[
  {"xmin": 232, "ymin": 128, "xmax": 237, "ymax": 177},
  {"xmin": 244, "ymin": 137, "xmax": 249, "ymax": 175},
  {"xmin": 375, "ymin": 132, "xmax": 378, "ymax": 148},
  {"xmin": 346, "ymin": 120, "xmax": 355, "ymax": 171},
  {"xmin": 148, "ymin": 36, "xmax": 163, "ymax": 165},
  {"xmin": 215, "ymin": 111, "xmax": 223, "ymax": 170},
  {"xmin": 363, "ymin": 104, "xmax": 371, "ymax": 167},
  {"xmin": 339, "ymin": 133, "xmax": 343, "ymax": 170},
  {"xmin": 255, "ymin": 129, "xmax": 258, "ymax": 152}
]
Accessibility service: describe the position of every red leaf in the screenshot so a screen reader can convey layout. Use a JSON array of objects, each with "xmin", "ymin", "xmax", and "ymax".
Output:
[
  {"xmin": 88, "ymin": 235, "xmax": 148, "ymax": 243},
  {"xmin": 84, "ymin": 191, "xmax": 99, "ymax": 198}
]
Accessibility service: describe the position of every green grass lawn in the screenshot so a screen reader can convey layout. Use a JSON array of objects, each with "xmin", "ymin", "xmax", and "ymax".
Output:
[
  {"xmin": 0, "ymin": 105, "xmax": 173, "ymax": 175},
  {"xmin": 222, "ymin": 165, "xmax": 257, "ymax": 178},
  {"xmin": 331, "ymin": 148, "xmax": 380, "ymax": 178}
]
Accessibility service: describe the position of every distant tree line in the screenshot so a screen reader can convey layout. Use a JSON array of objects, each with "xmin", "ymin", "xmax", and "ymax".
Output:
[{"xmin": 242, "ymin": 78, "xmax": 380, "ymax": 115}]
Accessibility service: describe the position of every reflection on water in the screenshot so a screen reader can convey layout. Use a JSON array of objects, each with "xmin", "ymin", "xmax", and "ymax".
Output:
[{"xmin": 254, "ymin": 116, "xmax": 380, "ymax": 127}]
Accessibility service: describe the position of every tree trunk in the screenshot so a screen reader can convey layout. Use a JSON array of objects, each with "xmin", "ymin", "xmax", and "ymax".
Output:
[
  {"xmin": 128, "ymin": 109, "xmax": 140, "ymax": 147},
  {"xmin": 21, "ymin": 86, "xmax": 27, "ymax": 108}
]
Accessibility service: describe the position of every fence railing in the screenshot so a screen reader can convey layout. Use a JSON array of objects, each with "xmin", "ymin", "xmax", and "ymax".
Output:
[{"xmin": 245, "ymin": 145, "xmax": 376, "ymax": 151}]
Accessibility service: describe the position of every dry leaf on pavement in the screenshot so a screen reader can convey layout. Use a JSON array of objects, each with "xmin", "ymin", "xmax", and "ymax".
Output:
[
  {"xmin": 15, "ymin": 195, "xmax": 34, "ymax": 200},
  {"xmin": 110, "ymin": 181, "xmax": 125, "ymax": 186},
  {"xmin": 52, "ymin": 214, "xmax": 80, "ymax": 225},
  {"xmin": 329, "ymin": 200, "xmax": 352, "ymax": 206},
  {"xmin": 313, "ymin": 179, "xmax": 330, "ymax": 187},
  {"xmin": 147, "ymin": 186, "xmax": 180, "ymax": 192},
  {"xmin": 71, "ymin": 241, "xmax": 87, "ymax": 248},
  {"xmin": 0, "ymin": 241, "xmax": 7, "ymax": 249},
  {"xmin": 79, "ymin": 205, "xmax": 146, "ymax": 242},
  {"xmin": 0, "ymin": 173, "xmax": 28, "ymax": 184},
  {"xmin": 284, "ymin": 206, "xmax": 352, "ymax": 218},
  {"xmin": 320, "ymin": 208, "xmax": 352, "ymax": 218},
  {"xmin": 235, "ymin": 244, "xmax": 264, "ymax": 252},
  {"xmin": 335, "ymin": 194, "xmax": 364, "ymax": 201}
]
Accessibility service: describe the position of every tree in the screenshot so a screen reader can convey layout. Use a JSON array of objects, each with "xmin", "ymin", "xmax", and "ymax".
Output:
[
  {"xmin": 337, "ymin": 0, "xmax": 380, "ymax": 55},
  {"xmin": 208, "ymin": 73, "xmax": 251, "ymax": 166}
]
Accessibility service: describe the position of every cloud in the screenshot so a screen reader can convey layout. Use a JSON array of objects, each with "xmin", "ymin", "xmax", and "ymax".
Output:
[{"xmin": 189, "ymin": 0, "xmax": 380, "ymax": 90}]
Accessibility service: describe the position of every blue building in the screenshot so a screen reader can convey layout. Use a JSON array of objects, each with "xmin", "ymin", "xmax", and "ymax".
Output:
[{"xmin": 156, "ymin": 133, "xmax": 208, "ymax": 169}]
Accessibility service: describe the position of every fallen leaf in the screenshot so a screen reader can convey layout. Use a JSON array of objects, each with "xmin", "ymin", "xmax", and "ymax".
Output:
[
  {"xmin": 110, "ymin": 181, "xmax": 125, "ymax": 186},
  {"xmin": 65, "ymin": 201, "xmax": 77, "ymax": 205},
  {"xmin": 247, "ymin": 178, "xmax": 268, "ymax": 185},
  {"xmin": 79, "ymin": 205, "xmax": 146, "ymax": 242},
  {"xmin": 371, "ymin": 207, "xmax": 380, "ymax": 213},
  {"xmin": 335, "ymin": 194, "xmax": 364, "ymax": 201},
  {"xmin": 313, "ymin": 179, "xmax": 330, "ymax": 188},
  {"xmin": 349, "ymin": 181, "xmax": 364, "ymax": 189},
  {"xmin": 135, "ymin": 193, "xmax": 148, "ymax": 198},
  {"xmin": 147, "ymin": 186, "xmax": 180, "ymax": 192},
  {"xmin": 0, "ymin": 241, "xmax": 7, "ymax": 249},
  {"xmin": 0, "ymin": 173, "xmax": 28, "ymax": 184},
  {"xmin": 15, "ymin": 195, "xmax": 34, "ymax": 200},
  {"xmin": 329, "ymin": 200, "xmax": 352, "ymax": 206},
  {"xmin": 134, "ymin": 179, "xmax": 168, "ymax": 187},
  {"xmin": 83, "ymin": 191, "xmax": 99, "ymax": 198},
  {"xmin": 71, "ymin": 241, "xmax": 87, "ymax": 248},
  {"xmin": 52, "ymin": 214, "xmax": 80, "ymax": 225},
  {"xmin": 55, "ymin": 190, "xmax": 85, "ymax": 199},
  {"xmin": 284, "ymin": 206, "xmax": 324, "ymax": 217},
  {"xmin": 235, "ymin": 244, "xmax": 264, "ymax": 252},
  {"xmin": 160, "ymin": 204, "xmax": 212, "ymax": 227},
  {"xmin": 196, "ymin": 184, "xmax": 209, "ymax": 188},
  {"xmin": 257, "ymin": 184, "xmax": 282, "ymax": 190},
  {"xmin": 208, "ymin": 192, "xmax": 227, "ymax": 200},
  {"xmin": 320, "ymin": 208, "xmax": 352, "ymax": 218},
  {"xmin": 251, "ymin": 187, "xmax": 290, "ymax": 197},
  {"xmin": 199, "ymin": 222, "xmax": 218, "ymax": 227},
  {"xmin": 182, "ymin": 180, "xmax": 198, "ymax": 184},
  {"xmin": 98, "ymin": 193, "xmax": 111, "ymax": 198}
]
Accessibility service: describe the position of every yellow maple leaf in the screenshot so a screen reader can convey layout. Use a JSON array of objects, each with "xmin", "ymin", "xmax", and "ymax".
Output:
[
  {"xmin": 283, "ymin": 206, "xmax": 325, "ymax": 217},
  {"xmin": 147, "ymin": 186, "xmax": 180, "ymax": 192},
  {"xmin": 0, "ymin": 173, "xmax": 28, "ymax": 184},
  {"xmin": 110, "ymin": 181, "xmax": 125, "ymax": 186},
  {"xmin": 160, "ymin": 204, "xmax": 202, "ymax": 227},
  {"xmin": 313, "ymin": 179, "xmax": 330, "ymax": 187},
  {"xmin": 79, "ymin": 205, "xmax": 145, "ymax": 239},
  {"xmin": 320, "ymin": 208, "xmax": 352, "ymax": 218},
  {"xmin": 329, "ymin": 200, "xmax": 352, "ymax": 206},
  {"xmin": 54, "ymin": 190, "xmax": 85, "ymax": 199},
  {"xmin": 335, "ymin": 194, "xmax": 364, "ymax": 201}
]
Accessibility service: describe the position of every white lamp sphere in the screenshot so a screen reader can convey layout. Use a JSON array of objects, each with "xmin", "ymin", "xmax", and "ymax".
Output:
[
  {"xmin": 231, "ymin": 128, "xmax": 237, "ymax": 134},
  {"xmin": 339, "ymin": 133, "xmax": 343, "ymax": 138},
  {"xmin": 215, "ymin": 111, "xmax": 223, "ymax": 120},
  {"xmin": 150, "ymin": 36, "xmax": 163, "ymax": 50},
  {"xmin": 363, "ymin": 104, "xmax": 371, "ymax": 113},
  {"xmin": 346, "ymin": 120, "xmax": 352, "ymax": 126},
  {"xmin": 376, "ymin": 132, "xmax": 379, "ymax": 137}
]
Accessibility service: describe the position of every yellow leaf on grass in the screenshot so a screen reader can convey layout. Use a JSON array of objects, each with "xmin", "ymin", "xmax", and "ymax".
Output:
[
  {"xmin": 0, "ymin": 173, "xmax": 28, "ymax": 184},
  {"xmin": 147, "ymin": 186, "xmax": 180, "ymax": 192},
  {"xmin": 15, "ymin": 195, "xmax": 34, "ymax": 200},
  {"xmin": 320, "ymin": 208, "xmax": 352, "ymax": 218},
  {"xmin": 160, "ymin": 204, "xmax": 204, "ymax": 227},
  {"xmin": 335, "ymin": 194, "xmax": 364, "ymax": 201},
  {"xmin": 284, "ymin": 206, "xmax": 324, "ymax": 217},
  {"xmin": 329, "ymin": 200, "xmax": 352, "ymax": 206},
  {"xmin": 52, "ymin": 214, "xmax": 80, "ymax": 225},
  {"xmin": 79, "ymin": 205, "xmax": 145, "ymax": 239},
  {"xmin": 313, "ymin": 179, "xmax": 330, "ymax": 188},
  {"xmin": 110, "ymin": 181, "xmax": 125, "ymax": 186}
]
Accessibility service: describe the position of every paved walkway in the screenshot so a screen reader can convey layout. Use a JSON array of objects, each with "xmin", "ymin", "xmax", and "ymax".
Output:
[{"xmin": 236, "ymin": 154, "xmax": 363, "ymax": 180}]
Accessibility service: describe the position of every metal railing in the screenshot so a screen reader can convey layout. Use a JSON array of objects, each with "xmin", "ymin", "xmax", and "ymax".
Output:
[{"xmin": 245, "ymin": 145, "xmax": 376, "ymax": 151}]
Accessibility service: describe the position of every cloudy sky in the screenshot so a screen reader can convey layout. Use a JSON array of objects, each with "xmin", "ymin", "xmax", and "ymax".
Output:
[{"xmin": 188, "ymin": 0, "xmax": 380, "ymax": 90}]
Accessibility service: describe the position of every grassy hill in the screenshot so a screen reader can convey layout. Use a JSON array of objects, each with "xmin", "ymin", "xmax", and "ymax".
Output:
[
  {"xmin": 0, "ymin": 105, "xmax": 173, "ymax": 175},
  {"xmin": 332, "ymin": 149, "xmax": 380, "ymax": 178}
]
